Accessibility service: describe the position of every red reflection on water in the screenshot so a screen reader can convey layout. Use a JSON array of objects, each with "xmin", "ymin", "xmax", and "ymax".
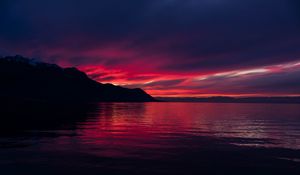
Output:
[{"xmin": 62, "ymin": 103, "xmax": 300, "ymax": 159}]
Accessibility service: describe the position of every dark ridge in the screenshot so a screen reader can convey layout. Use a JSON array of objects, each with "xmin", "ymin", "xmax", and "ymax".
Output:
[
  {"xmin": 157, "ymin": 96, "xmax": 300, "ymax": 104},
  {"xmin": 0, "ymin": 55, "xmax": 156, "ymax": 102}
]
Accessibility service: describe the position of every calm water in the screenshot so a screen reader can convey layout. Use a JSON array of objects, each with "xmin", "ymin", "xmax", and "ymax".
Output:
[{"xmin": 1, "ymin": 102, "xmax": 300, "ymax": 174}]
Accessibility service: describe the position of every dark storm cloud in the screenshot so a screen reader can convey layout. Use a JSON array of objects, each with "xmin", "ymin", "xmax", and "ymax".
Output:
[
  {"xmin": 1, "ymin": 0, "xmax": 300, "ymax": 68},
  {"xmin": 241, "ymin": 70, "xmax": 300, "ymax": 94},
  {"xmin": 186, "ymin": 67, "xmax": 300, "ymax": 95},
  {"xmin": 0, "ymin": 0, "xmax": 300, "ymax": 95}
]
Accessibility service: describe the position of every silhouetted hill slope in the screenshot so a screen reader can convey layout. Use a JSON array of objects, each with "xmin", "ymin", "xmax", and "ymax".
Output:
[{"xmin": 0, "ymin": 55, "xmax": 155, "ymax": 102}]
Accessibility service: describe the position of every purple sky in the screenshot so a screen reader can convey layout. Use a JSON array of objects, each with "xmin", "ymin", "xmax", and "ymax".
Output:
[{"xmin": 1, "ymin": 0, "xmax": 300, "ymax": 96}]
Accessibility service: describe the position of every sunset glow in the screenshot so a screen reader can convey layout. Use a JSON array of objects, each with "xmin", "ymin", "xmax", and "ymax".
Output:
[{"xmin": 1, "ymin": 0, "xmax": 300, "ymax": 97}]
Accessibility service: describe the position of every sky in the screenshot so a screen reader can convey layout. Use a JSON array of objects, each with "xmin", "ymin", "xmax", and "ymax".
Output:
[{"xmin": 1, "ymin": 0, "xmax": 300, "ymax": 97}]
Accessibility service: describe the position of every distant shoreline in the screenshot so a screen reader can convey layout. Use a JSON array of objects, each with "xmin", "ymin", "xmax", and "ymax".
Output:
[{"xmin": 156, "ymin": 97, "xmax": 300, "ymax": 104}]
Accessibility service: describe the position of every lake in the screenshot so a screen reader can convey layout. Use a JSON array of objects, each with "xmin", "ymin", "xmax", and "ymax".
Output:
[{"xmin": 1, "ymin": 102, "xmax": 300, "ymax": 174}]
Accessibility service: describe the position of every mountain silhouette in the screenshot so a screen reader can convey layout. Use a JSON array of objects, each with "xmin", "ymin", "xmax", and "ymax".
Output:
[{"xmin": 0, "ymin": 55, "xmax": 156, "ymax": 102}]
